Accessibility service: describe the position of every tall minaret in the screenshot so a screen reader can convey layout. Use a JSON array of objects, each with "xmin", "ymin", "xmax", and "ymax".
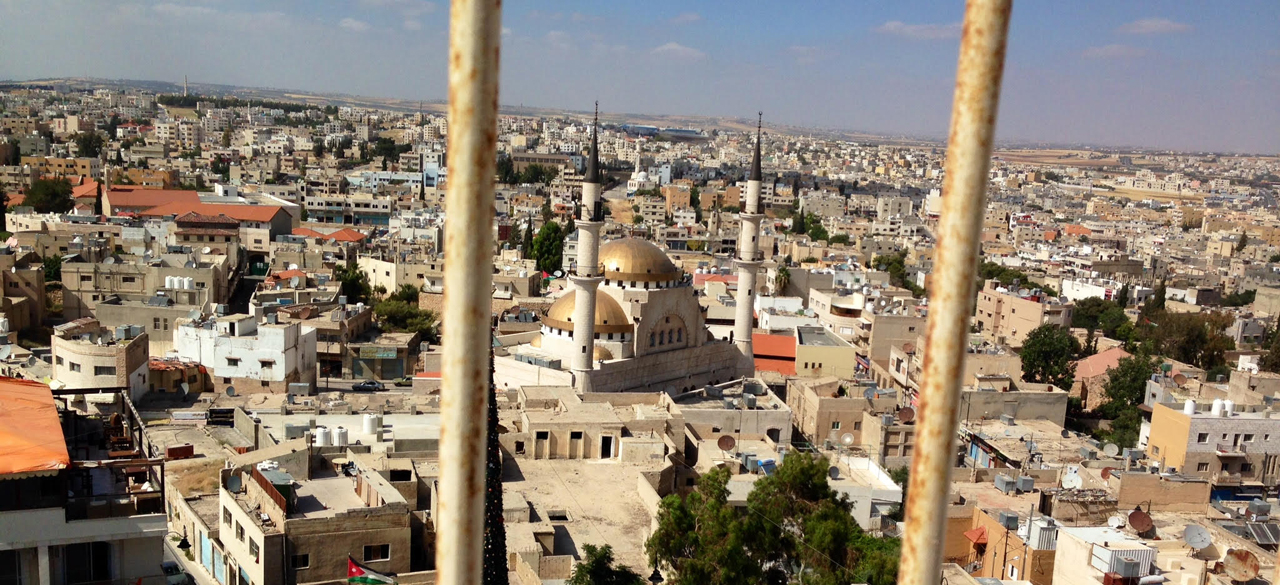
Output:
[
  {"xmin": 570, "ymin": 103, "xmax": 605, "ymax": 393},
  {"xmin": 734, "ymin": 113, "xmax": 765, "ymax": 359},
  {"xmin": 184, "ymin": 76, "xmax": 188, "ymax": 97}
]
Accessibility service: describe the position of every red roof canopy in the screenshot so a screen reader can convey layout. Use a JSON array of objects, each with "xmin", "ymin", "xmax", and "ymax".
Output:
[{"xmin": 0, "ymin": 378, "xmax": 69, "ymax": 477}]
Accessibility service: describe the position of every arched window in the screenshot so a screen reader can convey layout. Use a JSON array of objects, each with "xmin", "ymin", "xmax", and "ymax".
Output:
[
  {"xmin": 677, "ymin": 329, "xmax": 683, "ymax": 342},
  {"xmin": 649, "ymin": 333, "xmax": 655, "ymax": 347}
]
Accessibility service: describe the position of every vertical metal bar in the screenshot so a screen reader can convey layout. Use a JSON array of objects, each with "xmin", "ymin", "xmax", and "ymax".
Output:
[
  {"xmin": 436, "ymin": 0, "xmax": 502, "ymax": 583},
  {"xmin": 898, "ymin": 1, "xmax": 1012, "ymax": 584}
]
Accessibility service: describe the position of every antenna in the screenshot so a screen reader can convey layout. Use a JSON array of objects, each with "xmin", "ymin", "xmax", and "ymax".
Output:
[
  {"xmin": 1182, "ymin": 524, "xmax": 1211, "ymax": 551},
  {"xmin": 1223, "ymin": 549, "xmax": 1260, "ymax": 582}
]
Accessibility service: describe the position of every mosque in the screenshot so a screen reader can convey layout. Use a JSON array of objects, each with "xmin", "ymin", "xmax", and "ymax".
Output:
[{"xmin": 499, "ymin": 110, "xmax": 768, "ymax": 395}]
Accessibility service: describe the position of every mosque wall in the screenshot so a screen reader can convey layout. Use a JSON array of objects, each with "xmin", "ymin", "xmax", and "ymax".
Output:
[{"xmin": 587, "ymin": 341, "xmax": 749, "ymax": 393}]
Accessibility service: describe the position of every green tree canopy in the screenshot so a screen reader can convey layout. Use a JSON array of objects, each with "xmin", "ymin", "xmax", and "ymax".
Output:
[
  {"xmin": 74, "ymin": 132, "xmax": 104, "ymax": 158},
  {"xmin": 43, "ymin": 255, "xmax": 62, "ymax": 282},
  {"xmin": 25, "ymin": 178, "xmax": 74, "ymax": 213},
  {"xmin": 1020, "ymin": 324, "xmax": 1080, "ymax": 390},
  {"xmin": 1072, "ymin": 297, "xmax": 1118, "ymax": 331},
  {"xmin": 531, "ymin": 221, "xmax": 564, "ymax": 273},
  {"xmin": 567, "ymin": 545, "xmax": 644, "ymax": 585},
  {"xmin": 648, "ymin": 454, "xmax": 899, "ymax": 585},
  {"xmin": 373, "ymin": 285, "xmax": 440, "ymax": 343},
  {"xmin": 333, "ymin": 263, "xmax": 372, "ymax": 305},
  {"xmin": 1098, "ymin": 354, "xmax": 1157, "ymax": 416}
]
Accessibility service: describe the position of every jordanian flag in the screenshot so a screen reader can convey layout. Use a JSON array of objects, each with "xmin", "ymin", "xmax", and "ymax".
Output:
[{"xmin": 347, "ymin": 557, "xmax": 396, "ymax": 585}]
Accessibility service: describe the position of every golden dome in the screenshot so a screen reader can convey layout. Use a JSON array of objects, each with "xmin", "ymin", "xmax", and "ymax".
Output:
[
  {"xmin": 529, "ymin": 333, "xmax": 542, "ymax": 348},
  {"xmin": 593, "ymin": 345, "xmax": 613, "ymax": 360},
  {"xmin": 599, "ymin": 237, "xmax": 682, "ymax": 282},
  {"xmin": 543, "ymin": 292, "xmax": 633, "ymax": 334}
]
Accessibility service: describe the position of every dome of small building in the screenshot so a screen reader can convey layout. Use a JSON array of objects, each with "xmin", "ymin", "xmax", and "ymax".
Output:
[
  {"xmin": 543, "ymin": 291, "xmax": 633, "ymax": 334},
  {"xmin": 599, "ymin": 237, "xmax": 682, "ymax": 282},
  {"xmin": 529, "ymin": 333, "xmax": 542, "ymax": 348},
  {"xmin": 593, "ymin": 345, "xmax": 613, "ymax": 360}
]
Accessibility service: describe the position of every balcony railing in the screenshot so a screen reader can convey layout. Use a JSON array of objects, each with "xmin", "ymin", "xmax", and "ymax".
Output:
[
  {"xmin": 65, "ymin": 491, "xmax": 164, "ymax": 522},
  {"xmin": 568, "ymin": 263, "xmax": 605, "ymax": 277},
  {"xmin": 737, "ymin": 250, "xmax": 766, "ymax": 261},
  {"xmin": 1216, "ymin": 443, "xmax": 1248, "ymax": 455},
  {"xmin": 1212, "ymin": 471, "xmax": 1243, "ymax": 486}
]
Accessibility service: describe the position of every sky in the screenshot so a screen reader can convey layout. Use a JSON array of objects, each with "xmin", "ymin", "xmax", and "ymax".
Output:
[{"xmin": 1, "ymin": 0, "xmax": 1277, "ymax": 153}]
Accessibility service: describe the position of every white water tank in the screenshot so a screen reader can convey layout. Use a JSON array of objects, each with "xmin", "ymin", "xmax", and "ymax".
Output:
[
  {"xmin": 1223, "ymin": 400, "xmax": 1235, "ymax": 416},
  {"xmin": 163, "ymin": 275, "xmax": 174, "ymax": 289},
  {"xmin": 333, "ymin": 426, "xmax": 348, "ymax": 447},
  {"xmin": 1211, "ymin": 399, "xmax": 1225, "ymax": 417},
  {"xmin": 1183, "ymin": 399, "xmax": 1196, "ymax": 415},
  {"xmin": 314, "ymin": 426, "xmax": 330, "ymax": 447},
  {"xmin": 363, "ymin": 413, "xmax": 377, "ymax": 434},
  {"xmin": 184, "ymin": 277, "xmax": 195, "ymax": 290}
]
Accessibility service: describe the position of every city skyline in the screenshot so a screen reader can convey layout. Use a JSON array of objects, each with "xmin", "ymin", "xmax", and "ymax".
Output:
[{"xmin": 1, "ymin": 0, "xmax": 1277, "ymax": 153}]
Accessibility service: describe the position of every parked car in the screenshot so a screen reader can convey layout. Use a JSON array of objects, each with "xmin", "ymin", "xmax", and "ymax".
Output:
[
  {"xmin": 392, "ymin": 376, "xmax": 414, "ymax": 387},
  {"xmin": 161, "ymin": 561, "xmax": 193, "ymax": 585},
  {"xmin": 353, "ymin": 380, "xmax": 385, "ymax": 392}
]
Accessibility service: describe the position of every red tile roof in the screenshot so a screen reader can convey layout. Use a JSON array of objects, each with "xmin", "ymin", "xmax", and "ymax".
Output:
[
  {"xmin": 105, "ymin": 189, "xmax": 200, "ymax": 210},
  {"xmin": 752, "ymin": 333, "xmax": 796, "ymax": 358},
  {"xmin": 1074, "ymin": 346, "xmax": 1131, "ymax": 380},
  {"xmin": 293, "ymin": 227, "xmax": 366, "ymax": 242},
  {"xmin": 140, "ymin": 201, "xmax": 286, "ymax": 223},
  {"xmin": 71, "ymin": 179, "xmax": 100, "ymax": 200},
  {"xmin": 754, "ymin": 358, "xmax": 797, "ymax": 376}
]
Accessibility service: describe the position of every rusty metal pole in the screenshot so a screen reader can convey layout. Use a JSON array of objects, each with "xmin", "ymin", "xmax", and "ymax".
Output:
[
  {"xmin": 898, "ymin": 1, "xmax": 1012, "ymax": 585},
  {"xmin": 436, "ymin": 0, "xmax": 502, "ymax": 583}
]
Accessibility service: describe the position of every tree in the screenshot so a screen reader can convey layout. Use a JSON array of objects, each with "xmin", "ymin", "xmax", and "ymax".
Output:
[
  {"xmin": 689, "ymin": 186, "xmax": 702, "ymax": 224},
  {"xmin": 1236, "ymin": 232, "xmax": 1249, "ymax": 253},
  {"xmin": 806, "ymin": 215, "xmax": 829, "ymax": 242},
  {"xmin": 1259, "ymin": 329, "xmax": 1280, "ymax": 373},
  {"xmin": 312, "ymin": 142, "xmax": 325, "ymax": 158},
  {"xmin": 373, "ymin": 297, "xmax": 440, "ymax": 343},
  {"xmin": 0, "ymin": 187, "xmax": 7, "ymax": 231},
  {"xmin": 74, "ymin": 132, "xmax": 104, "ymax": 158},
  {"xmin": 1142, "ymin": 279, "xmax": 1167, "ymax": 317},
  {"xmin": 887, "ymin": 466, "xmax": 909, "ymax": 521},
  {"xmin": 646, "ymin": 468, "xmax": 757, "ymax": 585},
  {"xmin": 1269, "ymin": 254, "xmax": 1280, "ymax": 264},
  {"xmin": 93, "ymin": 182, "xmax": 102, "ymax": 216},
  {"xmin": 43, "ymin": 255, "xmax": 62, "ymax": 282},
  {"xmin": 531, "ymin": 222, "xmax": 564, "ymax": 273},
  {"xmin": 1098, "ymin": 354, "xmax": 1157, "ymax": 417},
  {"xmin": 1115, "ymin": 283, "xmax": 1131, "ymax": 308},
  {"xmin": 1098, "ymin": 306, "xmax": 1130, "ymax": 340},
  {"xmin": 775, "ymin": 265, "xmax": 790, "ymax": 295},
  {"xmin": 567, "ymin": 545, "xmax": 643, "ymax": 585},
  {"xmin": 521, "ymin": 221, "xmax": 534, "ymax": 260},
  {"xmin": 829, "ymin": 234, "xmax": 850, "ymax": 245},
  {"xmin": 1020, "ymin": 324, "xmax": 1079, "ymax": 390},
  {"xmin": 25, "ymin": 178, "xmax": 74, "ymax": 213},
  {"xmin": 1072, "ymin": 297, "xmax": 1117, "ymax": 331},
  {"xmin": 333, "ymin": 263, "xmax": 372, "ymax": 305},
  {"xmin": 483, "ymin": 343, "xmax": 509, "ymax": 585}
]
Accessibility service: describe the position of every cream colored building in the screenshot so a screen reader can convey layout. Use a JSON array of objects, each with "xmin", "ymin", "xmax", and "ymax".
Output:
[
  {"xmin": 51, "ymin": 318, "xmax": 150, "ymax": 400},
  {"xmin": 974, "ymin": 279, "xmax": 1073, "ymax": 347}
]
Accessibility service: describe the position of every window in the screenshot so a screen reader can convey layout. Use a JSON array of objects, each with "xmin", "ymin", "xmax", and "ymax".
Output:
[
  {"xmin": 514, "ymin": 441, "xmax": 525, "ymax": 454},
  {"xmin": 535, "ymin": 431, "xmax": 549, "ymax": 440},
  {"xmin": 164, "ymin": 318, "xmax": 169, "ymax": 330},
  {"xmin": 854, "ymin": 422, "xmax": 862, "ymax": 431},
  {"xmin": 56, "ymin": 356, "xmax": 63, "ymax": 366},
  {"xmin": 1245, "ymin": 434, "xmax": 1255, "ymax": 442},
  {"xmin": 1242, "ymin": 463, "xmax": 1254, "ymax": 473},
  {"xmin": 831, "ymin": 421, "xmax": 841, "ymax": 430},
  {"xmin": 69, "ymin": 362, "xmax": 81, "ymax": 373},
  {"xmin": 235, "ymin": 521, "xmax": 244, "ymax": 541},
  {"xmin": 227, "ymin": 358, "xmax": 241, "ymax": 367},
  {"xmin": 122, "ymin": 276, "xmax": 136, "ymax": 283},
  {"xmin": 364, "ymin": 544, "xmax": 390, "ymax": 562},
  {"xmin": 1197, "ymin": 462, "xmax": 1209, "ymax": 472},
  {"xmin": 154, "ymin": 318, "xmax": 161, "ymax": 330},
  {"xmin": 94, "ymin": 366, "xmax": 116, "ymax": 376},
  {"xmin": 249, "ymin": 539, "xmax": 259, "ymax": 562},
  {"xmin": 1152, "ymin": 446, "xmax": 1160, "ymax": 456},
  {"xmin": 223, "ymin": 507, "xmax": 232, "ymax": 526},
  {"xmin": 290, "ymin": 554, "xmax": 310, "ymax": 569},
  {"xmin": 80, "ymin": 275, "xmax": 91, "ymax": 282},
  {"xmin": 1197, "ymin": 433, "xmax": 1209, "ymax": 443},
  {"xmin": 570, "ymin": 431, "xmax": 583, "ymax": 440}
]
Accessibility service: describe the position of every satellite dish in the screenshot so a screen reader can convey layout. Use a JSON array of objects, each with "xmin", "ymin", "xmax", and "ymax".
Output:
[
  {"xmin": 840, "ymin": 433, "xmax": 855, "ymax": 447},
  {"xmin": 1129, "ymin": 508, "xmax": 1155, "ymax": 535},
  {"xmin": 288, "ymin": 263, "xmax": 299, "ymax": 270},
  {"xmin": 1061, "ymin": 429, "xmax": 1071, "ymax": 438},
  {"xmin": 1224, "ymin": 549, "xmax": 1260, "ymax": 582},
  {"xmin": 1183, "ymin": 525, "xmax": 1212, "ymax": 551},
  {"xmin": 103, "ymin": 256, "xmax": 116, "ymax": 265},
  {"xmin": 1173, "ymin": 373, "xmax": 1188, "ymax": 385},
  {"xmin": 225, "ymin": 386, "xmax": 237, "ymax": 397},
  {"xmin": 0, "ymin": 345, "xmax": 10, "ymax": 361},
  {"xmin": 897, "ymin": 407, "xmax": 916, "ymax": 423},
  {"xmin": 226, "ymin": 475, "xmax": 243, "ymax": 493},
  {"xmin": 180, "ymin": 382, "xmax": 190, "ymax": 394},
  {"xmin": 1101, "ymin": 467, "xmax": 1117, "ymax": 480},
  {"xmin": 1103, "ymin": 443, "xmax": 1120, "ymax": 457},
  {"xmin": 828, "ymin": 466, "xmax": 840, "ymax": 480},
  {"xmin": 1062, "ymin": 474, "xmax": 1083, "ymax": 489},
  {"xmin": 863, "ymin": 388, "xmax": 876, "ymax": 401},
  {"xmin": 202, "ymin": 247, "xmax": 212, "ymax": 254},
  {"xmin": 552, "ymin": 270, "xmax": 565, "ymax": 278},
  {"xmin": 1108, "ymin": 515, "xmax": 1126, "ymax": 529},
  {"xmin": 716, "ymin": 435, "xmax": 736, "ymax": 452}
]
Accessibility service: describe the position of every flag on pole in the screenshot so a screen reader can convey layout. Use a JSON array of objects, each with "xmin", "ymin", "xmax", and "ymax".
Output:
[{"xmin": 347, "ymin": 557, "xmax": 396, "ymax": 585}]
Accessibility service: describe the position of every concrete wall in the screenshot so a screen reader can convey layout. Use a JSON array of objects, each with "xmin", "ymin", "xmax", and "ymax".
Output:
[
  {"xmin": 494, "ymin": 355, "xmax": 573, "ymax": 389},
  {"xmin": 959, "ymin": 390, "xmax": 1068, "ymax": 427},
  {"xmin": 588, "ymin": 341, "xmax": 748, "ymax": 393},
  {"xmin": 1116, "ymin": 473, "xmax": 1210, "ymax": 513}
]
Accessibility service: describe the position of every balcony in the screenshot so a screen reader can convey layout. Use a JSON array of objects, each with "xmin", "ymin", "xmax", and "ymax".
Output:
[
  {"xmin": 1213, "ymin": 471, "xmax": 1243, "ymax": 486},
  {"xmin": 1216, "ymin": 443, "xmax": 1248, "ymax": 456},
  {"xmin": 737, "ymin": 250, "xmax": 765, "ymax": 261}
]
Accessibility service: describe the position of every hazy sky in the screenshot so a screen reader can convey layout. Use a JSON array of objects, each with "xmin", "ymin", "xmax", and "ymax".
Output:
[{"xmin": 1, "ymin": 0, "xmax": 1277, "ymax": 153}]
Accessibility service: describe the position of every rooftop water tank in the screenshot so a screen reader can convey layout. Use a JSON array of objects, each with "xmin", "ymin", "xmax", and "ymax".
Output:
[
  {"xmin": 1183, "ymin": 399, "xmax": 1196, "ymax": 415},
  {"xmin": 333, "ymin": 426, "xmax": 348, "ymax": 447},
  {"xmin": 314, "ymin": 426, "xmax": 330, "ymax": 447}
]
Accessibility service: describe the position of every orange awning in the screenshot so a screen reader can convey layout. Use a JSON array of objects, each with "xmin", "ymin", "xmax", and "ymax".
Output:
[
  {"xmin": 0, "ymin": 378, "xmax": 70, "ymax": 476},
  {"xmin": 964, "ymin": 526, "xmax": 989, "ymax": 544}
]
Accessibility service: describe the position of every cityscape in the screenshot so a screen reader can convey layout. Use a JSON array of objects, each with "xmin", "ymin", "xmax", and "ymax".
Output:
[{"xmin": 0, "ymin": 2, "xmax": 1279, "ymax": 585}]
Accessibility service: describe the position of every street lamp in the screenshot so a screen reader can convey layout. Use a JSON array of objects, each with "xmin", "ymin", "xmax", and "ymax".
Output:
[{"xmin": 647, "ymin": 567, "xmax": 663, "ymax": 584}]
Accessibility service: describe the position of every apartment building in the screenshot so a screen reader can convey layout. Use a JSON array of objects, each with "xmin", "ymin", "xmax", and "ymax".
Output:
[
  {"xmin": 19, "ymin": 156, "xmax": 101, "ymax": 180},
  {"xmin": 61, "ymin": 254, "xmax": 231, "ymax": 321},
  {"xmin": 0, "ymin": 250, "xmax": 47, "ymax": 333},
  {"xmin": 50, "ymin": 318, "xmax": 150, "ymax": 400},
  {"xmin": 173, "ymin": 314, "xmax": 317, "ymax": 395},
  {"xmin": 1146, "ymin": 400, "xmax": 1280, "ymax": 491},
  {"xmin": 785, "ymin": 377, "xmax": 898, "ymax": 447},
  {"xmin": 0, "ymin": 379, "xmax": 168, "ymax": 585},
  {"xmin": 973, "ymin": 279, "xmax": 1073, "ymax": 347}
]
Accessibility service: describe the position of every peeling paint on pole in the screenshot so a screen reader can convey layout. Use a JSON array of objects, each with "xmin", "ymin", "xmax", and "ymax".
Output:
[
  {"xmin": 436, "ymin": 0, "xmax": 502, "ymax": 584},
  {"xmin": 897, "ymin": 1, "xmax": 1012, "ymax": 585}
]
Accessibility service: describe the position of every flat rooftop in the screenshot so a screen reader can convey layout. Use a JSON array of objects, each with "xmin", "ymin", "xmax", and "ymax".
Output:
[
  {"xmin": 963, "ymin": 418, "xmax": 1093, "ymax": 466},
  {"xmin": 252, "ymin": 412, "xmax": 442, "ymax": 452},
  {"xmin": 292, "ymin": 474, "xmax": 366, "ymax": 519},
  {"xmin": 796, "ymin": 325, "xmax": 847, "ymax": 347}
]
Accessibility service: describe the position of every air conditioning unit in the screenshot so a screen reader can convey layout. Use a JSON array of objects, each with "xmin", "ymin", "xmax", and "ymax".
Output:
[
  {"xmin": 994, "ymin": 474, "xmax": 1015, "ymax": 494},
  {"xmin": 997, "ymin": 511, "xmax": 1019, "ymax": 530},
  {"xmin": 1016, "ymin": 475, "xmax": 1035, "ymax": 493}
]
